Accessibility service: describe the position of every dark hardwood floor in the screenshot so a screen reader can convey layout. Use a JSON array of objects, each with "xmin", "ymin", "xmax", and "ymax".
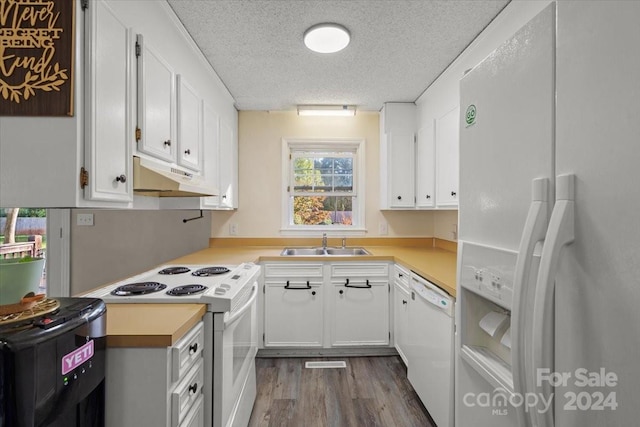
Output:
[{"xmin": 248, "ymin": 356, "xmax": 436, "ymax": 427}]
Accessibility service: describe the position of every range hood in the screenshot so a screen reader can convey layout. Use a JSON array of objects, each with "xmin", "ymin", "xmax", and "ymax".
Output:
[{"xmin": 133, "ymin": 156, "xmax": 217, "ymax": 197}]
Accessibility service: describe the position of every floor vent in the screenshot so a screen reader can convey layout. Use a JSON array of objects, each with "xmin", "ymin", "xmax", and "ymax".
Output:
[{"xmin": 305, "ymin": 361, "xmax": 347, "ymax": 369}]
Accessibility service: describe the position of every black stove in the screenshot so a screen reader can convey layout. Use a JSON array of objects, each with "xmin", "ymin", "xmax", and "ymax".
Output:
[
  {"xmin": 166, "ymin": 284, "xmax": 208, "ymax": 296},
  {"xmin": 110, "ymin": 282, "xmax": 167, "ymax": 296},
  {"xmin": 191, "ymin": 266, "xmax": 230, "ymax": 277},
  {"xmin": 158, "ymin": 266, "xmax": 191, "ymax": 275}
]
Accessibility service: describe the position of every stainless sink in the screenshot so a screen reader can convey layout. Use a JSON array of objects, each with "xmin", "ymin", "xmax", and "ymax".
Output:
[
  {"xmin": 324, "ymin": 247, "xmax": 370, "ymax": 256},
  {"xmin": 280, "ymin": 247, "xmax": 370, "ymax": 256},
  {"xmin": 280, "ymin": 248, "xmax": 327, "ymax": 256}
]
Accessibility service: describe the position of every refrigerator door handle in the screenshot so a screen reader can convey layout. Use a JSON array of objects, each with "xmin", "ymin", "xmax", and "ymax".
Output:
[
  {"xmin": 531, "ymin": 174, "xmax": 575, "ymax": 427},
  {"xmin": 512, "ymin": 178, "xmax": 549, "ymax": 427}
]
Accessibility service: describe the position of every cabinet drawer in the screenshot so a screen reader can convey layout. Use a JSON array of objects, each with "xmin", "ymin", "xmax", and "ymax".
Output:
[
  {"xmin": 171, "ymin": 321, "xmax": 204, "ymax": 383},
  {"xmin": 330, "ymin": 262, "xmax": 389, "ymax": 278},
  {"xmin": 394, "ymin": 264, "xmax": 410, "ymax": 289},
  {"xmin": 172, "ymin": 358, "xmax": 204, "ymax": 427},
  {"xmin": 263, "ymin": 263, "xmax": 324, "ymax": 278},
  {"xmin": 179, "ymin": 394, "xmax": 204, "ymax": 427}
]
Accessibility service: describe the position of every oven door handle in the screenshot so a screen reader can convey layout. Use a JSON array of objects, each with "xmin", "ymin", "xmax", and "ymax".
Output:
[{"xmin": 225, "ymin": 283, "xmax": 258, "ymax": 327}]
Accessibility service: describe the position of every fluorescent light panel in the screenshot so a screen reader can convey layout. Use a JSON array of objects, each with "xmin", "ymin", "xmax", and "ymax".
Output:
[{"xmin": 297, "ymin": 105, "xmax": 356, "ymax": 117}]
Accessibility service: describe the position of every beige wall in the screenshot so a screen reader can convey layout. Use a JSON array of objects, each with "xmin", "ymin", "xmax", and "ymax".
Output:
[
  {"xmin": 70, "ymin": 209, "xmax": 211, "ymax": 294},
  {"xmin": 211, "ymin": 110, "xmax": 439, "ymax": 238}
]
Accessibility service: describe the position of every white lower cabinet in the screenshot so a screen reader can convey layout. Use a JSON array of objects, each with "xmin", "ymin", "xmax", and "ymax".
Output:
[
  {"xmin": 105, "ymin": 321, "xmax": 205, "ymax": 427},
  {"xmin": 262, "ymin": 263, "xmax": 324, "ymax": 347},
  {"xmin": 261, "ymin": 262, "xmax": 390, "ymax": 349},
  {"xmin": 264, "ymin": 280, "xmax": 323, "ymax": 347},
  {"xmin": 393, "ymin": 264, "xmax": 411, "ymax": 365},
  {"xmin": 332, "ymin": 279, "xmax": 389, "ymax": 346}
]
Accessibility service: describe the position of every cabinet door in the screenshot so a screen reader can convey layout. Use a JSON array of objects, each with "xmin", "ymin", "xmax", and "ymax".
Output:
[
  {"xmin": 394, "ymin": 283, "xmax": 411, "ymax": 365},
  {"xmin": 84, "ymin": 0, "xmax": 133, "ymax": 204},
  {"xmin": 176, "ymin": 75, "xmax": 202, "ymax": 172},
  {"xmin": 264, "ymin": 282, "xmax": 323, "ymax": 347},
  {"xmin": 200, "ymin": 102, "xmax": 220, "ymax": 208},
  {"xmin": 136, "ymin": 34, "xmax": 176, "ymax": 163},
  {"xmin": 218, "ymin": 119, "xmax": 237, "ymax": 209},
  {"xmin": 331, "ymin": 280, "xmax": 389, "ymax": 346},
  {"xmin": 415, "ymin": 122, "xmax": 436, "ymax": 208},
  {"xmin": 388, "ymin": 130, "xmax": 415, "ymax": 208},
  {"xmin": 436, "ymin": 106, "xmax": 460, "ymax": 207}
]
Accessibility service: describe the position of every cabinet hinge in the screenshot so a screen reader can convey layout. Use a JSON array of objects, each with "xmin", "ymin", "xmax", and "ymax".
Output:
[
  {"xmin": 80, "ymin": 0, "xmax": 89, "ymax": 11},
  {"xmin": 135, "ymin": 41, "xmax": 141, "ymax": 58},
  {"xmin": 262, "ymin": 333, "xmax": 265, "ymax": 343},
  {"xmin": 135, "ymin": 127, "xmax": 141, "ymax": 142},
  {"xmin": 287, "ymin": 185, "xmax": 290, "ymax": 193},
  {"xmin": 80, "ymin": 167, "xmax": 89, "ymax": 189},
  {"xmin": 414, "ymin": 134, "xmax": 417, "ymax": 143},
  {"xmin": 263, "ymin": 284, "xmax": 265, "ymax": 294}
]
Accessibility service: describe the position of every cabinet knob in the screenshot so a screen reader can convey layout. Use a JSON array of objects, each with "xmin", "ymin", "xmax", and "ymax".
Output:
[
  {"xmin": 451, "ymin": 191, "xmax": 457, "ymax": 197},
  {"xmin": 339, "ymin": 290, "xmax": 344, "ymax": 295},
  {"xmin": 426, "ymin": 195, "xmax": 431, "ymax": 199},
  {"xmin": 115, "ymin": 174, "xmax": 127, "ymax": 183},
  {"xmin": 188, "ymin": 383, "xmax": 198, "ymax": 394},
  {"xmin": 164, "ymin": 140, "xmax": 171, "ymax": 147},
  {"xmin": 402, "ymin": 300, "xmax": 407, "ymax": 305},
  {"xmin": 397, "ymin": 196, "xmax": 402, "ymax": 200},
  {"xmin": 311, "ymin": 291, "xmax": 316, "ymax": 296},
  {"xmin": 184, "ymin": 149, "xmax": 191, "ymax": 155}
]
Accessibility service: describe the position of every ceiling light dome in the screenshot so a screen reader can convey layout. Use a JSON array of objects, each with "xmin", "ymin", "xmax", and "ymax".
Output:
[{"xmin": 304, "ymin": 23, "xmax": 350, "ymax": 53}]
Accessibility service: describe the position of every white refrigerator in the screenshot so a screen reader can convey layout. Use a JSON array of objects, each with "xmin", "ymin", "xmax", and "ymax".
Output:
[{"xmin": 455, "ymin": 2, "xmax": 640, "ymax": 427}]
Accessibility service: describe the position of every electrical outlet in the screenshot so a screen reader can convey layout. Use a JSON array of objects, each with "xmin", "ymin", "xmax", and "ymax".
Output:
[
  {"xmin": 379, "ymin": 220, "xmax": 388, "ymax": 235},
  {"xmin": 229, "ymin": 223, "xmax": 238, "ymax": 236},
  {"xmin": 77, "ymin": 213, "xmax": 94, "ymax": 226}
]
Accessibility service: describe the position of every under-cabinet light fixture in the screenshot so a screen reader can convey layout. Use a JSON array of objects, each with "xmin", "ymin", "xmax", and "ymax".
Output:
[
  {"xmin": 303, "ymin": 23, "xmax": 350, "ymax": 53},
  {"xmin": 297, "ymin": 105, "xmax": 356, "ymax": 117}
]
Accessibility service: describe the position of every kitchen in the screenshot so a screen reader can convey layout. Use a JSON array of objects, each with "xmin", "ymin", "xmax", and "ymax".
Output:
[{"xmin": 1, "ymin": 1, "xmax": 639, "ymax": 427}]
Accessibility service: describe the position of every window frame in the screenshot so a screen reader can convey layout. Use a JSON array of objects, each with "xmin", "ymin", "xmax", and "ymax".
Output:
[{"xmin": 281, "ymin": 138, "xmax": 366, "ymax": 235}]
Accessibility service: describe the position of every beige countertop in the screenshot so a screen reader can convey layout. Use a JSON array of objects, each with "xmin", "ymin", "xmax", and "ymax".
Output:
[
  {"xmin": 171, "ymin": 238, "xmax": 458, "ymax": 297},
  {"xmin": 101, "ymin": 238, "xmax": 457, "ymax": 348},
  {"xmin": 105, "ymin": 303, "xmax": 206, "ymax": 348}
]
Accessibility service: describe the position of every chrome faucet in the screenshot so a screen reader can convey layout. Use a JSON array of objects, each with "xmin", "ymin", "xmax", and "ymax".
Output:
[{"xmin": 322, "ymin": 233, "xmax": 327, "ymax": 249}]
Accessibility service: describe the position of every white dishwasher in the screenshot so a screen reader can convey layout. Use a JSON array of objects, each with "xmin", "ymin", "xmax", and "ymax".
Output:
[{"xmin": 407, "ymin": 273, "xmax": 455, "ymax": 427}]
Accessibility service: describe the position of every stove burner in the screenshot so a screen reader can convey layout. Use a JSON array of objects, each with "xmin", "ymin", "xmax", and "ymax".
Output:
[
  {"xmin": 191, "ymin": 266, "xmax": 230, "ymax": 277},
  {"xmin": 111, "ymin": 282, "xmax": 167, "ymax": 296},
  {"xmin": 166, "ymin": 284, "xmax": 208, "ymax": 296},
  {"xmin": 158, "ymin": 266, "xmax": 191, "ymax": 275}
]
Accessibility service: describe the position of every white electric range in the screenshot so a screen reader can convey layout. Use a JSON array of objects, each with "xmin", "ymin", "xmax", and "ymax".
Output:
[
  {"xmin": 85, "ymin": 262, "xmax": 261, "ymax": 427},
  {"xmin": 85, "ymin": 263, "xmax": 258, "ymax": 312}
]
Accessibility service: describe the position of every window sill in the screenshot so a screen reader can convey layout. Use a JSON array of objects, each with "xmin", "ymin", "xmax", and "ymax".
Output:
[{"xmin": 279, "ymin": 227, "xmax": 367, "ymax": 237}]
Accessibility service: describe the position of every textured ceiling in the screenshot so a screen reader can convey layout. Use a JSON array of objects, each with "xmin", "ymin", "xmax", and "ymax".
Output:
[{"xmin": 167, "ymin": 0, "xmax": 510, "ymax": 112}]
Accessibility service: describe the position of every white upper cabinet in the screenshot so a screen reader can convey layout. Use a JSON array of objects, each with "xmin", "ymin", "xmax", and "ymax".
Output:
[
  {"xmin": 380, "ymin": 103, "xmax": 417, "ymax": 209},
  {"xmin": 84, "ymin": 0, "xmax": 134, "ymax": 204},
  {"xmin": 217, "ymin": 119, "xmax": 238, "ymax": 209},
  {"xmin": 415, "ymin": 121, "xmax": 436, "ymax": 208},
  {"xmin": 176, "ymin": 75, "xmax": 202, "ymax": 172},
  {"xmin": 135, "ymin": 34, "xmax": 176, "ymax": 164},
  {"xmin": 435, "ymin": 106, "xmax": 460, "ymax": 207},
  {"xmin": 200, "ymin": 102, "xmax": 221, "ymax": 208}
]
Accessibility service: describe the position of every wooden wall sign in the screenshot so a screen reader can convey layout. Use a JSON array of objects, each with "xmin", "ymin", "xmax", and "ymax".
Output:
[{"xmin": 0, "ymin": 0, "xmax": 75, "ymax": 116}]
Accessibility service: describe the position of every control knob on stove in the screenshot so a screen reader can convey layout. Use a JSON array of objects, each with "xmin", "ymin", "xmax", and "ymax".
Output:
[{"xmin": 214, "ymin": 288, "xmax": 227, "ymax": 295}]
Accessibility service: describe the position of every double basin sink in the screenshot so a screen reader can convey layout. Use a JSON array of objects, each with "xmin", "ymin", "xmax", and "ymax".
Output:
[{"xmin": 280, "ymin": 247, "xmax": 371, "ymax": 256}]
